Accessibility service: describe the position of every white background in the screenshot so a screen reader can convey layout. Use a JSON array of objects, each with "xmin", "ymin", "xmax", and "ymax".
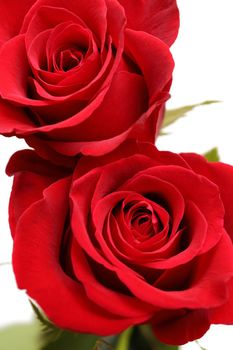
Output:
[{"xmin": 0, "ymin": 0, "xmax": 233, "ymax": 349}]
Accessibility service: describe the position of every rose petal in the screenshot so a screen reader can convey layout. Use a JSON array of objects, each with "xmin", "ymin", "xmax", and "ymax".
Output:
[
  {"xmin": 7, "ymin": 149, "xmax": 71, "ymax": 235},
  {"xmin": 6, "ymin": 149, "xmax": 71, "ymax": 176},
  {"xmin": 117, "ymin": 0, "xmax": 179, "ymax": 46},
  {"xmin": 120, "ymin": 172, "xmax": 185, "ymax": 237},
  {"xmin": 70, "ymin": 239, "xmax": 154, "ymax": 319},
  {"xmin": 0, "ymin": 35, "xmax": 31, "ymax": 102},
  {"xmin": 117, "ymin": 233, "xmax": 233, "ymax": 309},
  {"xmin": 152, "ymin": 308, "xmax": 210, "ymax": 345},
  {"xmin": 0, "ymin": 100, "xmax": 33, "ymax": 134},
  {"xmin": 144, "ymin": 201, "xmax": 207, "ymax": 269},
  {"xmin": 25, "ymin": 5, "xmax": 86, "ymax": 50},
  {"xmin": 210, "ymin": 279, "xmax": 233, "ymax": 324},
  {"xmin": 0, "ymin": 0, "xmax": 36, "ymax": 47},
  {"xmin": 144, "ymin": 165, "xmax": 225, "ymax": 252},
  {"xmin": 181, "ymin": 153, "xmax": 233, "ymax": 241},
  {"xmin": 125, "ymin": 29, "xmax": 174, "ymax": 101},
  {"xmin": 21, "ymin": 0, "xmax": 108, "ymax": 46},
  {"xmin": 66, "ymin": 71, "xmax": 148, "ymax": 140}
]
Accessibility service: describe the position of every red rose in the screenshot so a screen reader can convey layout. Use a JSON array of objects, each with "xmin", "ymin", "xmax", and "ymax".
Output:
[
  {"xmin": 7, "ymin": 141, "xmax": 233, "ymax": 345},
  {"xmin": 0, "ymin": 0, "xmax": 178, "ymax": 160}
]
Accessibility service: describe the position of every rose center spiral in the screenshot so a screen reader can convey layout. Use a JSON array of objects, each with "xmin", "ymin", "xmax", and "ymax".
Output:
[
  {"xmin": 56, "ymin": 49, "xmax": 83, "ymax": 72},
  {"xmin": 125, "ymin": 200, "xmax": 160, "ymax": 242}
]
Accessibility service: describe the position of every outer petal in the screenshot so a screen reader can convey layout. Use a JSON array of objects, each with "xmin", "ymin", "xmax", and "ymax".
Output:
[
  {"xmin": 7, "ymin": 149, "xmax": 71, "ymax": 236},
  {"xmin": 0, "ymin": 0, "xmax": 36, "ymax": 47},
  {"xmin": 152, "ymin": 309, "xmax": 210, "ymax": 345},
  {"xmin": 0, "ymin": 35, "xmax": 32, "ymax": 103},
  {"xmin": 6, "ymin": 149, "xmax": 72, "ymax": 176},
  {"xmin": 210, "ymin": 279, "xmax": 233, "ymax": 324},
  {"xmin": 181, "ymin": 153, "xmax": 233, "ymax": 241},
  {"xmin": 64, "ymin": 71, "xmax": 148, "ymax": 140},
  {"xmin": 117, "ymin": 0, "xmax": 179, "ymax": 46},
  {"xmin": 73, "ymin": 141, "xmax": 192, "ymax": 178},
  {"xmin": 125, "ymin": 29, "xmax": 174, "ymax": 102},
  {"xmin": 0, "ymin": 100, "xmax": 33, "ymax": 134}
]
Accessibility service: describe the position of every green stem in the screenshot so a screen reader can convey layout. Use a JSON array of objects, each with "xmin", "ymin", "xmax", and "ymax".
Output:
[
  {"xmin": 0, "ymin": 262, "xmax": 11, "ymax": 266},
  {"xmin": 115, "ymin": 328, "xmax": 133, "ymax": 350},
  {"xmin": 195, "ymin": 341, "xmax": 208, "ymax": 350}
]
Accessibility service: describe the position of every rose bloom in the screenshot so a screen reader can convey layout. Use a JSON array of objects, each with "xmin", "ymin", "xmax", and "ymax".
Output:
[
  {"xmin": 0, "ymin": 0, "xmax": 178, "ymax": 160},
  {"xmin": 8, "ymin": 141, "xmax": 233, "ymax": 345}
]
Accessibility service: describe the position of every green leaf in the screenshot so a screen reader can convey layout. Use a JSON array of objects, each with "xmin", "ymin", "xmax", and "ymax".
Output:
[
  {"xmin": 204, "ymin": 147, "xmax": 220, "ymax": 162},
  {"xmin": 162, "ymin": 100, "xmax": 219, "ymax": 129},
  {"xmin": 30, "ymin": 301, "xmax": 99, "ymax": 350},
  {"xmin": 42, "ymin": 331, "xmax": 99, "ymax": 350},
  {"xmin": 151, "ymin": 339, "xmax": 178, "ymax": 350},
  {"xmin": 0, "ymin": 323, "xmax": 41, "ymax": 350},
  {"xmin": 30, "ymin": 301, "xmax": 53, "ymax": 329},
  {"xmin": 30, "ymin": 301, "xmax": 61, "ymax": 345}
]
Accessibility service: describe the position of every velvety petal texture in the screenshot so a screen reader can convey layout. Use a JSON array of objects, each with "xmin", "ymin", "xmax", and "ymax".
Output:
[
  {"xmin": 117, "ymin": 0, "xmax": 179, "ymax": 46},
  {"xmin": 8, "ymin": 141, "xmax": 233, "ymax": 345},
  {"xmin": 0, "ymin": 0, "xmax": 178, "ymax": 159}
]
